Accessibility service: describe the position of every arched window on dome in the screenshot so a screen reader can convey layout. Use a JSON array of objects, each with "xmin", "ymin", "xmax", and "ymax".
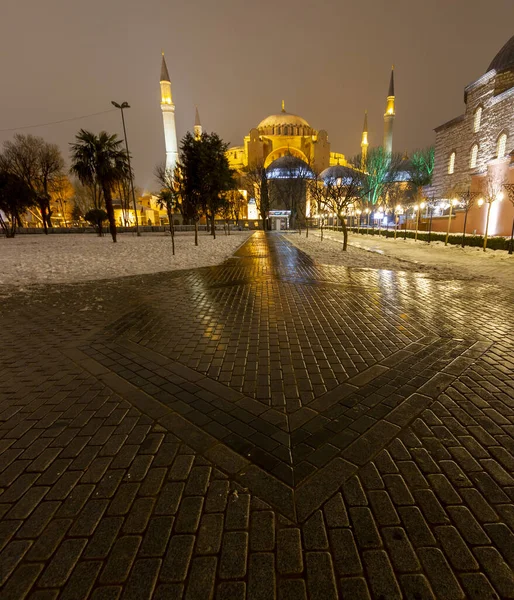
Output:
[
  {"xmin": 473, "ymin": 107, "xmax": 482, "ymax": 133},
  {"xmin": 448, "ymin": 151, "xmax": 456, "ymax": 174},
  {"xmin": 497, "ymin": 133, "xmax": 507, "ymax": 159},
  {"xmin": 470, "ymin": 144, "xmax": 479, "ymax": 169}
]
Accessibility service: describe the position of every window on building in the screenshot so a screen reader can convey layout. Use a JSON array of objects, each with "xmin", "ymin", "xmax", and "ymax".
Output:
[
  {"xmin": 473, "ymin": 107, "xmax": 482, "ymax": 133},
  {"xmin": 470, "ymin": 144, "xmax": 479, "ymax": 168},
  {"xmin": 448, "ymin": 152, "xmax": 456, "ymax": 174},
  {"xmin": 497, "ymin": 133, "xmax": 507, "ymax": 159}
]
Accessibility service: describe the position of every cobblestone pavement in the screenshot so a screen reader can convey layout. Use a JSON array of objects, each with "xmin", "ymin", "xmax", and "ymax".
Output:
[{"xmin": 1, "ymin": 231, "xmax": 514, "ymax": 599}]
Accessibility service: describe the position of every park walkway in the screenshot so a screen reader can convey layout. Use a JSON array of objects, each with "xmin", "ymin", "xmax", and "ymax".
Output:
[{"xmin": 1, "ymin": 231, "xmax": 514, "ymax": 599}]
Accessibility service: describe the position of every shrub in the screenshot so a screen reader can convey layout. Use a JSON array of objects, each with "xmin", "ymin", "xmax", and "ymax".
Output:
[{"xmin": 84, "ymin": 208, "xmax": 108, "ymax": 236}]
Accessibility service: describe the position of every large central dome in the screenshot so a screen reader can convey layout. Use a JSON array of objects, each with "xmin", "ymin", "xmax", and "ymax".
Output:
[
  {"xmin": 258, "ymin": 111, "xmax": 310, "ymax": 129},
  {"xmin": 487, "ymin": 34, "xmax": 514, "ymax": 73}
]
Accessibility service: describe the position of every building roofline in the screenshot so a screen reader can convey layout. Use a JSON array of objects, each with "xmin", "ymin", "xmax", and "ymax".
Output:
[{"xmin": 434, "ymin": 114, "xmax": 465, "ymax": 133}]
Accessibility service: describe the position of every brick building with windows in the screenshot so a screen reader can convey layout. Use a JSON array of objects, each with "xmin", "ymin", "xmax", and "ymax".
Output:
[{"xmin": 430, "ymin": 34, "xmax": 514, "ymax": 236}]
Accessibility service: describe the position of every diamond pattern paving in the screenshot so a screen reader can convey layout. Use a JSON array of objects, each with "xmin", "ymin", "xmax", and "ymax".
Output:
[{"xmin": 1, "ymin": 231, "xmax": 513, "ymax": 599}]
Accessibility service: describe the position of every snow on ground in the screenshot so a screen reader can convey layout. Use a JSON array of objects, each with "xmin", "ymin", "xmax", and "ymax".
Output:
[
  {"xmin": 286, "ymin": 230, "xmax": 514, "ymax": 287},
  {"xmin": 0, "ymin": 231, "xmax": 251, "ymax": 287}
]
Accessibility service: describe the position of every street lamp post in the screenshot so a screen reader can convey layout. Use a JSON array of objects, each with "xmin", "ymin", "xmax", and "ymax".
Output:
[{"xmin": 111, "ymin": 101, "xmax": 140, "ymax": 236}]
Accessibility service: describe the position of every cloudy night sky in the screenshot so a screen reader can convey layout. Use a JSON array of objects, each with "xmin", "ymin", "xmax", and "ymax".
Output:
[{"xmin": 1, "ymin": 0, "xmax": 513, "ymax": 190}]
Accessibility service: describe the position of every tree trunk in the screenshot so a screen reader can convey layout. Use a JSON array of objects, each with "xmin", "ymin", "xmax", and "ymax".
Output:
[
  {"xmin": 194, "ymin": 220, "xmax": 198, "ymax": 246},
  {"xmin": 167, "ymin": 207, "xmax": 175, "ymax": 255},
  {"xmin": 338, "ymin": 214, "xmax": 348, "ymax": 251},
  {"xmin": 211, "ymin": 215, "xmax": 216, "ymax": 240},
  {"xmin": 40, "ymin": 203, "xmax": 48, "ymax": 234},
  {"xmin": 103, "ymin": 187, "xmax": 117, "ymax": 242},
  {"xmin": 462, "ymin": 210, "xmax": 468, "ymax": 248}
]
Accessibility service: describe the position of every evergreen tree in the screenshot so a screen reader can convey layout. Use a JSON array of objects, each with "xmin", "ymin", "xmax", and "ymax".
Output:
[{"xmin": 177, "ymin": 132, "xmax": 236, "ymax": 240}]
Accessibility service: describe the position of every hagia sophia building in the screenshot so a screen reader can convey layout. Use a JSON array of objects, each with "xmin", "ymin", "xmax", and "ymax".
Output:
[
  {"xmin": 159, "ymin": 34, "xmax": 514, "ymax": 234},
  {"xmin": 158, "ymin": 52, "xmax": 395, "ymax": 228}
]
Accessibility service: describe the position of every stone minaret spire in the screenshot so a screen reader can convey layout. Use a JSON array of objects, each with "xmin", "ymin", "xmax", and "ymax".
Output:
[
  {"xmin": 383, "ymin": 66, "xmax": 395, "ymax": 156},
  {"xmin": 194, "ymin": 107, "xmax": 202, "ymax": 140},
  {"xmin": 361, "ymin": 110, "xmax": 369, "ymax": 168},
  {"xmin": 160, "ymin": 52, "xmax": 178, "ymax": 172}
]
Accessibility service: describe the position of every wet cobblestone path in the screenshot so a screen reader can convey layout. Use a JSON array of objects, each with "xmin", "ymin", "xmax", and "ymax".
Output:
[{"xmin": 1, "ymin": 231, "xmax": 514, "ymax": 599}]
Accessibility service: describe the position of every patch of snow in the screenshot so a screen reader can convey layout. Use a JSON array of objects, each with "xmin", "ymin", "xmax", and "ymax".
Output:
[
  {"xmin": 0, "ymin": 231, "xmax": 251, "ymax": 287},
  {"xmin": 286, "ymin": 230, "xmax": 514, "ymax": 287}
]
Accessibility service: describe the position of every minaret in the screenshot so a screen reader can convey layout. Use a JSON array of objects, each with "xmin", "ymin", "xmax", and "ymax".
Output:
[
  {"xmin": 361, "ymin": 110, "xmax": 369, "ymax": 169},
  {"xmin": 194, "ymin": 107, "xmax": 202, "ymax": 140},
  {"xmin": 160, "ymin": 52, "xmax": 178, "ymax": 172},
  {"xmin": 383, "ymin": 66, "xmax": 395, "ymax": 156}
]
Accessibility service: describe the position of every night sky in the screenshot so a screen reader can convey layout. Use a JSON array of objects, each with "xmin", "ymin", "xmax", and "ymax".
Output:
[{"xmin": 1, "ymin": 0, "xmax": 513, "ymax": 191}]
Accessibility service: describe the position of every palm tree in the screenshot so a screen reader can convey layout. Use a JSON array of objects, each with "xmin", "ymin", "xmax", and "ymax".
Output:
[{"xmin": 70, "ymin": 130, "xmax": 130, "ymax": 242}]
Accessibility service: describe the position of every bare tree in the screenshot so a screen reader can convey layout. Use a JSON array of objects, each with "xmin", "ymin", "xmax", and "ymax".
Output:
[
  {"xmin": 481, "ymin": 170, "xmax": 506, "ymax": 252},
  {"xmin": 267, "ymin": 154, "xmax": 312, "ymax": 231},
  {"xmin": 454, "ymin": 186, "xmax": 481, "ymax": 247},
  {"xmin": 155, "ymin": 163, "xmax": 181, "ymax": 254},
  {"xmin": 360, "ymin": 147, "xmax": 404, "ymax": 207},
  {"xmin": 243, "ymin": 161, "xmax": 271, "ymax": 230},
  {"xmin": 0, "ymin": 134, "xmax": 65, "ymax": 233},
  {"xmin": 321, "ymin": 163, "xmax": 365, "ymax": 250},
  {"xmin": 50, "ymin": 175, "xmax": 74, "ymax": 227}
]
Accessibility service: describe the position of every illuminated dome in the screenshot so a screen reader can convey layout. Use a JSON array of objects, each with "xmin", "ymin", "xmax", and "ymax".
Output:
[
  {"xmin": 258, "ymin": 111, "xmax": 310, "ymax": 129},
  {"xmin": 487, "ymin": 34, "xmax": 514, "ymax": 73},
  {"xmin": 257, "ymin": 104, "xmax": 313, "ymax": 136},
  {"xmin": 320, "ymin": 164, "xmax": 359, "ymax": 183},
  {"xmin": 267, "ymin": 155, "xmax": 313, "ymax": 179}
]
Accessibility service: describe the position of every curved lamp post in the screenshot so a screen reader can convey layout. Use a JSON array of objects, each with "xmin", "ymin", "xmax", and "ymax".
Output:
[{"xmin": 111, "ymin": 101, "xmax": 140, "ymax": 236}]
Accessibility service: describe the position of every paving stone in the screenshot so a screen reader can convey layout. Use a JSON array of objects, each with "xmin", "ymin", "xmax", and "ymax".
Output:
[
  {"xmin": 1, "ymin": 562, "xmax": 44, "ymax": 600},
  {"xmin": 363, "ymin": 550, "xmax": 402, "ymax": 600},
  {"xmin": 305, "ymin": 552, "xmax": 338, "ymax": 600},
  {"xmin": 196, "ymin": 513, "xmax": 224, "ymax": 554},
  {"xmin": 216, "ymin": 581, "xmax": 246, "ymax": 600},
  {"xmin": 368, "ymin": 490, "xmax": 400, "ymax": 525},
  {"xmin": 435, "ymin": 525, "xmax": 480, "ymax": 571},
  {"xmin": 174, "ymin": 496, "xmax": 204, "ymax": 533},
  {"xmin": 414, "ymin": 489, "xmax": 451, "ymax": 524},
  {"xmin": 329, "ymin": 528, "xmax": 362, "ymax": 576},
  {"xmin": 382, "ymin": 527, "xmax": 421, "ymax": 572},
  {"xmin": 248, "ymin": 553, "xmax": 275, "ymax": 600},
  {"xmin": 459, "ymin": 572, "xmax": 501, "ymax": 600},
  {"xmin": 38, "ymin": 538, "xmax": 87, "ymax": 587},
  {"xmin": 205, "ymin": 480, "xmax": 230, "ymax": 513},
  {"xmin": 323, "ymin": 492, "xmax": 349, "ymax": 527},
  {"xmin": 474, "ymin": 546, "xmax": 514, "ymax": 598},
  {"xmin": 302, "ymin": 510, "xmax": 328, "ymax": 550},
  {"xmin": 185, "ymin": 556, "xmax": 217, "ymax": 600},
  {"xmin": 60, "ymin": 559, "xmax": 103, "ymax": 600},
  {"xmin": 219, "ymin": 531, "xmax": 248, "ymax": 579},
  {"xmin": 160, "ymin": 534, "xmax": 195, "ymax": 582},
  {"xmin": 99, "ymin": 535, "xmax": 141, "ymax": 584},
  {"xmin": 398, "ymin": 506, "xmax": 437, "ymax": 546},
  {"xmin": 123, "ymin": 497, "xmax": 155, "ymax": 534},
  {"xmin": 277, "ymin": 528, "xmax": 303, "ymax": 574},
  {"xmin": 16, "ymin": 500, "xmax": 60, "ymax": 539},
  {"xmin": 446, "ymin": 505, "xmax": 491, "ymax": 545},
  {"xmin": 225, "ymin": 492, "xmax": 250, "ymax": 530},
  {"xmin": 349, "ymin": 507, "xmax": 382, "ymax": 549},
  {"xmin": 27, "ymin": 518, "xmax": 72, "ymax": 561},
  {"xmin": 418, "ymin": 547, "xmax": 466, "ymax": 600},
  {"xmin": 338, "ymin": 577, "xmax": 371, "ymax": 600},
  {"xmin": 399, "ymin": 574, "xmax": 436, "ymax": 600},
  {"xmin": 250, "ymin": 510, "xmax": 275, "ymax": 551},
  {"xmin": 0, "ymin": 540, "xmax": 33, "ymax": 586},
  {"xmin": 154, "ymin": 482, "xmax": 184, "ymax": 515}
]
